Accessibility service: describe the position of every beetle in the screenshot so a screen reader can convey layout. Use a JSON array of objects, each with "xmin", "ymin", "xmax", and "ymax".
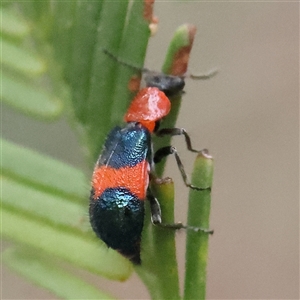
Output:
[{"xmin": 89, "ymin": 86, "xmax": 211, "ymax": 264}]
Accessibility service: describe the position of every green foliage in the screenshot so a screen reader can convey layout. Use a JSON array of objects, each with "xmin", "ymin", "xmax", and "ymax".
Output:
[
  {"xmin": 3, "ymin": 249, "xmax": 114, "ymax": 300},
  {"xmin": 1, "ymin": 2, "xmax": 213, "ymax": 299}
]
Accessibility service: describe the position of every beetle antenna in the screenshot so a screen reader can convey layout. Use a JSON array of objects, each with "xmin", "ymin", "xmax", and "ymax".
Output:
[
  {"xmin": 102, "ymin": 48, "xmax": 150, "ymax": 73},
  {"xmin": 186, "ymin": 68, "xmax": 218, "ymax": 80}
]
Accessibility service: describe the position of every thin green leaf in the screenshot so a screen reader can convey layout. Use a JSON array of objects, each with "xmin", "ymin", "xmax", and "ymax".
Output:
[
  {"xmin": 62, "ymin": 2, "xmax": 103, "ymax": 123},
  {"xmin": 3, "ymin": 249, "xmax": 115, "ymax": 300},
  {"xmin": 2, "ymin": 177, "xmax": 86, "ymax": 231},
  {"xmin": 162, "ymin": 24, "xmax": 196, "ymax": 75},
  {"xmin": 1, "ymin": 38, "xmax": 45, "ymax": 75},
  {"xmin": 2, "ymin": 208, "xmax": 133, "ymax": 281},
  {"xmin": 18, "ymin": 1, "xmax": 51, "ymax": 23},
  {"xmin": 50, "ymin": 1, "xmax": 78, "ymax": 67},
  {"xmin": 1, "ymin": 138, "xmax": 87, "ymax": 199},
  {"xmin": 0, "ymin": 7, "xmax": 30, "ymax": 37},
  {"xmin": 1, "ymin": 74, "xmax": 63, "ymax": 119},
  {"xmin": 184, "ymin": 151, "xmax": 214, "ymax": 300}
]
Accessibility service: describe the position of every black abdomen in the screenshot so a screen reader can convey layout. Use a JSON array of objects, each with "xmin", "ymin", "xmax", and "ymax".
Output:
[{"xmin": 90, "ymin": 187, "xmax": 144, "ymax": 264}]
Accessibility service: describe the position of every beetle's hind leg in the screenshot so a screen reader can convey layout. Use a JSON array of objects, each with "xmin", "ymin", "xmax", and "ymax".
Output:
[{"xmin": 147, "ymin": 188, "xmax": 213, "ymax": 234}]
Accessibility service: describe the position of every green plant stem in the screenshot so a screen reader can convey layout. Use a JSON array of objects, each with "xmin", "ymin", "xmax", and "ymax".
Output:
[
  {"xmin": 184, "ymin": 151, "xmax": 214, "ymax": 300},
  {"xmin": 135, "ymin": 179, "xmax": 180, "ymax": 300},
  {"xmin": 152, "ymin": 179, "xmax": 181, "ymax": 300}
]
